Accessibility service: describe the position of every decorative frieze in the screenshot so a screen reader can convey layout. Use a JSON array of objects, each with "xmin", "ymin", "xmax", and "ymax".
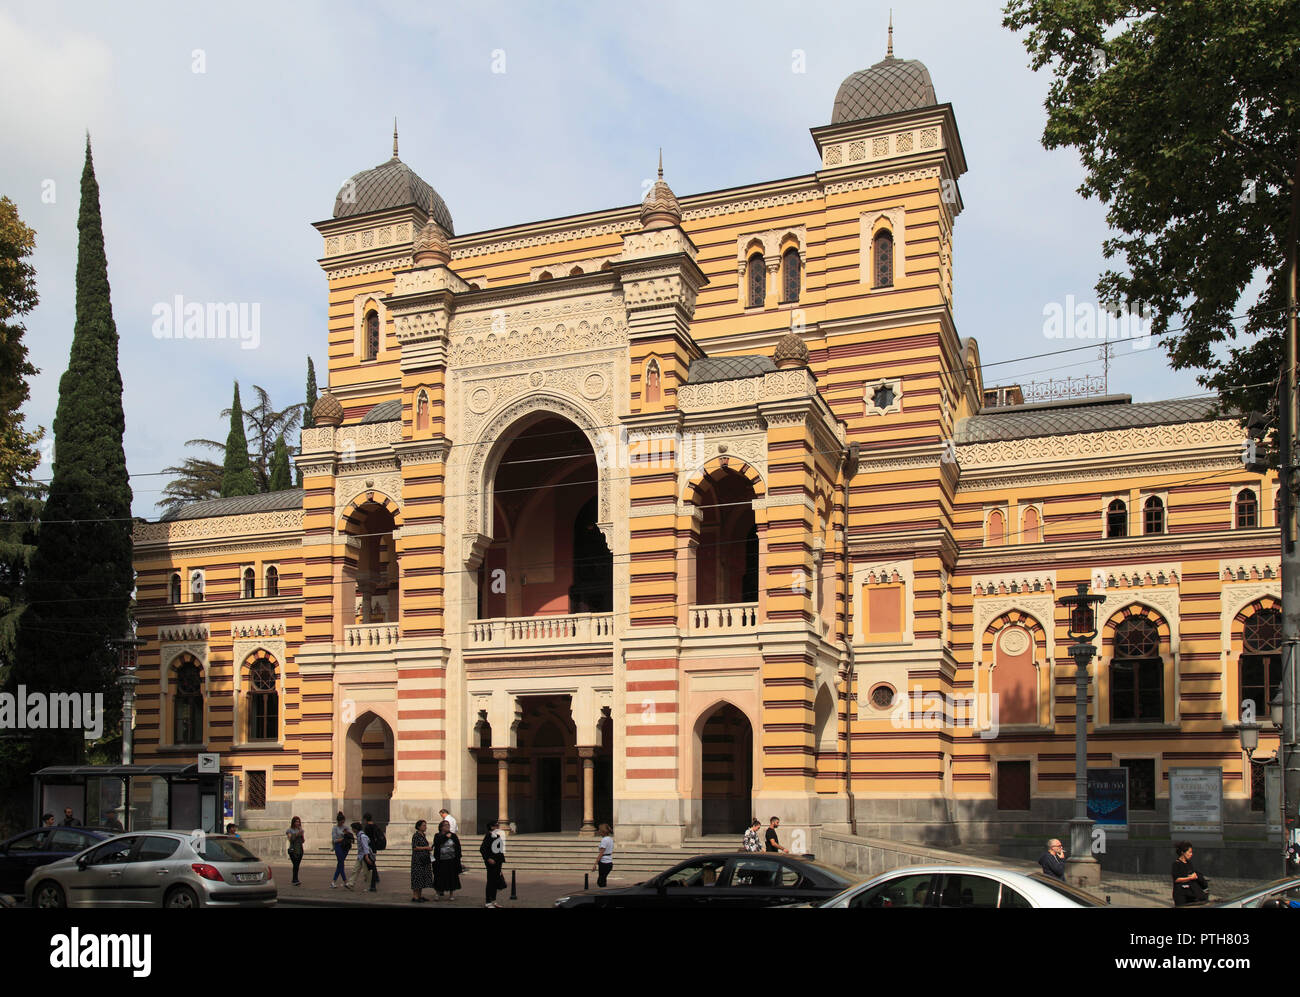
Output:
[
  {"xmin": 677, "ymin": 368, "xmax": 815, "ymax": 412},
  {"xmin": 956, "ymin": 421, "xmax": 1242, "ymax": 469}
]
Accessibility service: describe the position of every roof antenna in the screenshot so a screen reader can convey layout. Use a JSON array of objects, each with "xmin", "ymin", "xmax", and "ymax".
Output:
[
  {"xmin": 392, "ymin": 117, "xmax": 399, "ymax": 159},
  {"xmin": 657, "ymin": 147, "xmax": 663, "ymax": 179},
  {"xmin": 887, "ymin": 10, "xmax": 894, "ymax": 58}
]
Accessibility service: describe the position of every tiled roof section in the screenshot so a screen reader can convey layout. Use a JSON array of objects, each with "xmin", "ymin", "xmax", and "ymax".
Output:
[
  {"xmin": 955, "ymin": 397, "xmax": 1217, "ymax": 445},
  {"xmin": 686, "ymin": 355, "xmax": 776, "ymax": 384},
  {"xmin": 832, "ymin": 57, "xmax": 937, "ymax": 124},
  {"xmin": 360, "ymin": 399, "xmax": 402, "ymax": 424},
  {"xmin": 160, "ymin": 488, "xmax": 304, "ymax": 522},
  {"xmin": 333, "ymin": 157, "xmax": 455, "ymax": 234}
]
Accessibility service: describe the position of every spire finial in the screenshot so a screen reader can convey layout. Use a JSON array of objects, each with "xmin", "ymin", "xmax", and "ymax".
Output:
[
  {"xmin": 392, "ymin": 117, "xmax": 399, "ymax": 159},
  {"xmin": 657, "ymin": 148, "xmax": 663, "ymax": 179},
  {"xmin": 887, "ymin": 10, "xmax": 894, "ymax": 58}
]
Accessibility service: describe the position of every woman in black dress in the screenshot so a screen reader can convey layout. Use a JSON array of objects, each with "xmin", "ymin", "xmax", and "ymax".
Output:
[
  {"xmin": 1171, "ymin": 840, "xmax": 1208, "ymax": 905},
  {"xmin": 432, "ymin": 819, "xmax": 462, "ymax": 901},
  {"xmin": 410, "ymin": 820, "xmax": 433, "ymax": 902}
]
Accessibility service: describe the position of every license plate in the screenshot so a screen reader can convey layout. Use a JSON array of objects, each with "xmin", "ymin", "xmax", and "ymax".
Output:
[{"xmin": 236, "ymin": 873, "xmax": 262, "ymax": 882}]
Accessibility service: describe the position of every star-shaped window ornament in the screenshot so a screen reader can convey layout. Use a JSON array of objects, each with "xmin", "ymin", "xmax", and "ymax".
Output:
[{"xmin": 871, "ymin": 384, "xmax": 895, "ymax": 410}]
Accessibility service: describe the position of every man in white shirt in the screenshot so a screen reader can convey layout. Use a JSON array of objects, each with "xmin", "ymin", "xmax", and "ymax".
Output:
[{"xmin": 438, "ymin": 808, "xmax": 459, "ymax": 835}]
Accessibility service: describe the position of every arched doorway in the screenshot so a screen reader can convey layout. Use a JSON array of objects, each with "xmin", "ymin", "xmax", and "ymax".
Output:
[
  {"xmin": 698, "ymin": 702, "xmax": 753, "ymax": 835},
  {"xmin": 342, "ymin": 502, "xmax": 399, "ymax": 624},
  {"xmin": 694, "ymin": 469, "xmax": 758, "ymax": 605},
  {"xmin": 344, "ymin": 712, "xmax": 394, "ymax": 823},
  {"xmin": 479, "ymin": 416, "xmax": 612, "ymax": 618}
]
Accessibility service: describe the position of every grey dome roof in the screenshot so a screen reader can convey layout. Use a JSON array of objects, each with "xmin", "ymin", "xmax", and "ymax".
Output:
[
  {"xmin": 333, "ymin": 156, "xmax": 455, "ymax": 234},
  {"xmin": 832, "ymin": 57, "xmax": 937, "ymax": 124},
  {"xmin": 359, "ymin": 399, "xmax": 402, "ymax": 424}
]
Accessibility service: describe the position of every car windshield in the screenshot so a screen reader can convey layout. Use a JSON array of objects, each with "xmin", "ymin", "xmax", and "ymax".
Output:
[
  {"xmin": 199, "ymin": 837, "xmax": 259, "ymax": 863},
  {"xmin": 1214, "ymin": 878, "xmax": 1300, "ymax": 906},
  {"xmin": 1026, "ymin": 873, "xmax": 1109, "ymax": 907}
]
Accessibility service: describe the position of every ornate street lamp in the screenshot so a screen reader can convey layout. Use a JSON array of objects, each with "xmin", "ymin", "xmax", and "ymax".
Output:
[
  {"xmin": 1057, "ymin": 582, "xmax": 1106, "ymax": 888},
  {"xmin": 112, "ymin": 628, "xmax": 145, "ymax": 766}
]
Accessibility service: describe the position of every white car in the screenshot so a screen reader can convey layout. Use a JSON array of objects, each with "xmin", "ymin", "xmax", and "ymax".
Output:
[
  {"xmin": 1205, "ymin": 877, "xmax": 1300, "ymax": 909},
  {"xmin": 812, "ymin": 864, "xmax": 1111, "ymax": 908}
]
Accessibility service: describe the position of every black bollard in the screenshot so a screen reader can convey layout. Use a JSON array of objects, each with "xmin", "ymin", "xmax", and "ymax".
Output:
[
  {"xmin": 584, "ymin": 872, "xmax": 589, "ymax": 891},
  {"xmin": 510, "ymin": 868, "xmax": 517, "ymax": 900}
]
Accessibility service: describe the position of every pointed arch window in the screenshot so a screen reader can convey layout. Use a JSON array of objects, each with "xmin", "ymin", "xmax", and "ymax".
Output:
[
  {"xmin": 169, "ymin": 572, "xmax": 182, "ymax": 605},
  {"xmin": 1106, "ymin": 499, "xmax": 1128, "ymax": 538},
  {"xmin": 1022, "ymin": 506, "xmax": 1041, "ymax": 544},
  {"xmin": 986, "ymin": 509, "xmax": 1005, "ymax": 546},
  {"xmin": 1111, "ymin": 617, "xmax": 1163, "ymax": 722},
  {"xmin": 364, "ymin": 309, "xmax": 379, "ymax": 360},
  {"xmin": 242, "ymin": 567, "xmax": 255, "ymax": 599},
  {"xmin": 174, "ymin": 660, "xmax": 203, "ymax": 744},
  {"xmin": 873, "ymin": 229, "xmax": 894, "ymax": 288},
  {"xmin": 1236, "ymin": 488, "xmax": 1258, "ymax": 529},
  {"xmin": 248, "ymin": 661, "xmax": 279, "ymax": 741},
  {"xmin": 781, "ymin": 247, "xmax": 801, "ymax": 303},
  {"xmin": 190, "ymin": 570, "xmax": 204, "ymax": 603},
  {"xmin": 746, "ymin": 253, "xmax": 766, "ymax": 308},
  {"xmin": 1143, "ymin": 496, "xmax": 1165, "ymax": 535},
  {"xmin": 1241, "ymin": 606, "xmax": 1282, "ymax": 720},
  {"xmin": 265, "ymin": 565, "xmax": 279, "ymax": 598}
]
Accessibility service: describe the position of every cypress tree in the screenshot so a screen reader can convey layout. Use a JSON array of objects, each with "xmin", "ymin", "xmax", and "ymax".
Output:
[
  {"xmin": 10, "ymin": 137, "xmax": 134, "ymax": 767},
  {"xmin": 269, "ymin": 434, "xmax": 291, "ymax": 492},
  {"xmin": 298, "ymin": 356, "xmax": 316, "ymax": 487},
  {"xmin": 220, "ymin": 382, "xmax": 257, "ymax": 497}
]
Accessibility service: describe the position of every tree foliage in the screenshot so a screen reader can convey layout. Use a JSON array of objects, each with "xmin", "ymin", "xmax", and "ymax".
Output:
[
  {"xmin": 220, "ymin": 382, "xmax": 258, "ymax": 497},
  {"xmin": 269, "ymin": 433, "xmax": 291, "ymax": 492},
  {"xmin": 1003, "ymin": 0, "xmax": 1300, "ymax": 425},
  {"xmin": 0, "ymin": 196, "xmax": 44, "ymax": 486}
]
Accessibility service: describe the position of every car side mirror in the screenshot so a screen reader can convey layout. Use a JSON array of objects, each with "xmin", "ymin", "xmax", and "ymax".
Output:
[{"xmin": 76, "ymin": 857, "xmax": 87, "ymax": 871}]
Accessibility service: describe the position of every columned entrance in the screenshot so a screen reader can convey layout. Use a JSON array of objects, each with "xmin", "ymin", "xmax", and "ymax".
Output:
[
  {"xmin": 698, "ymin": 702, "xmax": 753, "ymax": 835},
  {"xmin": 344, "ymin": 712, "xmax": 394, "ymax": 823}
]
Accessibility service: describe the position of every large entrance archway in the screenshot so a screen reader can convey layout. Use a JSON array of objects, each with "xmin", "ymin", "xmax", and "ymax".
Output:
[
  {"xmin": 698, "ymin": 702, "xmax": 754, "ymax": 835},
  {"xmin": 479, "ymin": 416, "xmax": 612, "ymax": 619},
  {"xmin": 342, "ymin": 502, "xmax": 399, "ymax": 624},
  {"xmin": 344, "ymin": 712, "xmax": 394, "ymax": 823}
]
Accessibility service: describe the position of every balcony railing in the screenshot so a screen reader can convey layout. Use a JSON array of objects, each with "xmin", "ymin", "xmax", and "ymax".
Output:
[
  {"xmin": 688, "ymin": 602, "xmax": 759, "ymax": 634},
  {"xmin": 344, "ymin": 623, "xmax": 400, "ymax": 647},
  {"xmin": 468, "ymin": 612, "xmax": 614, "ymax": 649}
]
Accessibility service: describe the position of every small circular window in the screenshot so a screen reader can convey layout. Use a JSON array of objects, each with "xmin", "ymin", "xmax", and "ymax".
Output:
[{"xmin": 869, "ymin": 684, "xmax": 895, "ymax": 709}]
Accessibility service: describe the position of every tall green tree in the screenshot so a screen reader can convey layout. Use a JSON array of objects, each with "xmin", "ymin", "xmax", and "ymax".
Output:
[
  {"xmin": 220, "ymin": 382, "xmax": 258, "ymax": 497},
  {"xmin": 1003, "ymin": 0, "xmax": 1300, "ymax": 424},
  {"xmin": 298, "ymin": 356, "xmax": 317, "ymax": 486},
  {"xmin": 0, "ymin": 197, "xmax": 44, "ymax": 486},
  {"xmin": 10, "ymin": 138, "xmax": 134, "ymax": 767},
  {"xmin": 269, "ymin": 433, "xmax": 291, "ymax": 492}
]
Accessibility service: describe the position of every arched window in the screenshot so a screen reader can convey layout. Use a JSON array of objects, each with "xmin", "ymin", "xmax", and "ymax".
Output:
[
  {"xmin": 248, "ymin": 661, "xmax": 278, "ymax": 741},
  {"xmin": 1236, "ymin": 488, "xmax": 1258, "ymax": 529},
  {"xmin": 782, "ymin": 247, "xmax": 801, "ymax": 303},
  {"xmin": 1106, "ymin": 499, "xmax": 1128, "ymax": 538},
  {"xmin": 986, "ymin": 509, "xmax": 1005, "ymax": 546},
  {"xmin": 645, "ymin": 360, "xmax": 661, "ymax": 405},
  {"xmin": 1143, "ymin": 496, "xmax": 1165, "ymax": 535},
  {"xmin": 415, "ymin": 390, "xmax": 430, "ymax": 432},
  {"xmin": 1241, "ymin": 606, "xmax": 1282, "ymax": 719},
  {"xmin": 1111, "ymin": 617, "xmax": 1163, "ymax": 722},
  {"xmin": 174, "ymin": 659, "xmax": 203, "ymax": 744},
  {"xmin": 364, "ymin": 309, "xmax": 380, "ymax": 360},
  {"xmin": 169, "ymin": 572, "xmax": 182, "ymax": 605},
  {"xmin": 190, "ymin": 570, "xmax": 204, "ymax": 603},
  {"xmin": 746, "ymin": 253, "xmax": 766, "ymax": 308},
  {"xmin": 242, "ymin": 567, "xmax": 255, "ymax": 599},
  {"xmin": 1022, "ymin": 506, "xmax": 1041, "ymax": 544},
  {"xmin": 265, "ymin": 565, "xmax": 279, "ymax": 598},
  {"xmin": 873, "ymin": 229, "xmax": 894, "ymax": 288}
]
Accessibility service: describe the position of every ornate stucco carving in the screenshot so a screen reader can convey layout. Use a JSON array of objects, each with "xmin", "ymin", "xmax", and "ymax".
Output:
[
  {"xmin": 1099, "ymin": 587, "xmax": 1182, "ymax": 648},
  {"xmin": 971, "ymin": 594, "xmax": 1057, "ymax": 666},
  {"xmin": 461, "ymin": 364, "xmax": 615, "ymax": 445},
  {"xmin": 133, "ymin": 509, "xmax": 302, "ymax": 546},
  {"xmin": 956, "ymin": 421, "xmax": 1241, "ymax": 468},
  {"xmin": 451, "ymin": 311, "xmax": 623, "ymax": 367},
  {"xmin": 1220, "ymin": 582, "xmax": 1281, "ymax": 649},
  {"xmin": 622, "ymin": 228, "xmax": 696, "ymax": 261},
  {"xmin": 677, "ymin": 368, "xmax": 815, "ymax": 412}
]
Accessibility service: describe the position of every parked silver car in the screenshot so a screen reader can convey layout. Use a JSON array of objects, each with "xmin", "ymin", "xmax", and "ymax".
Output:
[
  {"xmin": 25, "ymin": 831, "xmax": 276, "ymax": 908},
  {"xmin": 1204, "ymin": 877, "xmax": 1300, "ymax": 909},
  {"xmin": 810, "ymin": 864, "xmax": 1111, "ymax": 908}
]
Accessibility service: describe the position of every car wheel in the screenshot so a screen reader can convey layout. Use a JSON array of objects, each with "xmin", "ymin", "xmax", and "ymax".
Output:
[
  {"xmin": 164, "ymin": 886, "xmax": 200, "ymax": 909},
  {"xmin": 34, "ymin": 881, "xmax": 66, "ymax": 908}
]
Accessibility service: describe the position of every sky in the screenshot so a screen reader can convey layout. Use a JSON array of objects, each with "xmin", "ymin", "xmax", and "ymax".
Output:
[{"xmin": 0, "ymin": 0, "xmax": 1221, "ymax": 518}]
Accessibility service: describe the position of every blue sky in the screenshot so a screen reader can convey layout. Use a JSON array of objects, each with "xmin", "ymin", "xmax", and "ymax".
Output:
[{"xmin": 0, "ymin": 0, "xmax": 1219, "ymax": 518}]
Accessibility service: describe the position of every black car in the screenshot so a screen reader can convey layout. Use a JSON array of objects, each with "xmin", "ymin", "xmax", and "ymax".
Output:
[
  {"xmin": 554, "ymin": 853, "xmax": 853, "ymax": 908},
  {"xmin": 0, "ymin": 827, "xmax": 114, "ymax": 895}
]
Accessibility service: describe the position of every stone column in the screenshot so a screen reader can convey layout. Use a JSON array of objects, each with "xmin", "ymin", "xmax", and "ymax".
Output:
[
  {"xmin": 578, "ymin": 747, "xmax": 597, "ymax": 836},
  {"xmin": 493, "ymin": 748, "xmax": 513, "ymax": 835}
]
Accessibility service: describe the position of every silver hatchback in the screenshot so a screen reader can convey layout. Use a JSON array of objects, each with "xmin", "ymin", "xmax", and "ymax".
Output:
[{"xmin": 25, "ymin": 831, "xmax": 276, "ymax": 909}]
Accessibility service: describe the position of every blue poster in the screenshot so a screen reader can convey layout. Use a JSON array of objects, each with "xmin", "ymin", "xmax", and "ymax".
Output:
[
  {"xmin": 1087, "ymin": 768, "xmax": 1129, "ymax": 828},
  {"xmin": 222, "ymin": 773, "xmax": 235, "ymax": 822}
]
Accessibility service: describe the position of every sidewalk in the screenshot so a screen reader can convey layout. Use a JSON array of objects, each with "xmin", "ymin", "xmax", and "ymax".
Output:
[{"xmin": 273, "ymin": 855, "xmax": 624, "ymax": 909}]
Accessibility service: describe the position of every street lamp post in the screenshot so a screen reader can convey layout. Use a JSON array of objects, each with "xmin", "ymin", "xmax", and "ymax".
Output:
[
  {"xmin": 114, "ymin": 633, "xmax": 145, "ymax": 766},
  {"xmin": 1058, "ymin": 582, "xmax": 1106, "ymax": 889}
]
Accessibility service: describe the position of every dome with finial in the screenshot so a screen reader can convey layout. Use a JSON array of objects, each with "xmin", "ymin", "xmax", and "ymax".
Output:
[
  {"xmin": 640, "ymin": 151, "xmax": 681, "ymax": 230},
  {"xmin": 333, "ymin": 120, "xmax": 455, "ymax": 233},
  {"xmin": 412, "ymin": 218, "xmax": 452, "ymax": 265},
  {"xmin": 773, "ymin": 332, "xmax": 809, "ymax": 369},
  {"xmin": 312, "ymin": 391, "xmax": 344, "ymax": 427},
  {"xmin": 832, "ymin": 19, "xmax": 937, "ymax": 124}
]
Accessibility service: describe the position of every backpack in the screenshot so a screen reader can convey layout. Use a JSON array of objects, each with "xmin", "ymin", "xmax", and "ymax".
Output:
[{"xmin": 372, "ymin": 825, "xmax": 387, "ymax": 851}]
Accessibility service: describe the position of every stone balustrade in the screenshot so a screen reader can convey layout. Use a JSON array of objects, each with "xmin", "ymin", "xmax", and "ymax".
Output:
[
  {"xmin": 468, "ymin": 612, "xmax": 614, "ymax": 648},
  {"xmin": 688, "ymin": 602, "xmax": 760, "ymax": 634}
]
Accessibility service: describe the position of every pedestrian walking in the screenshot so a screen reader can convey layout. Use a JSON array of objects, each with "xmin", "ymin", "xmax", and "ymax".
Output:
[
  {"xmin": 438, "ymin": 808, "xmax": 459, "ymax": 835},
  {"xmin": 432, "ymin": 819, "xmax": 462, "ymax": 901},
  {"xmin": 480, "ymin": 819, "xmax": 506, "ymax": 908},
  {"xmin": 1037, "ymin": 838, "xmax": 1066, "ymax": 881},
  {"xmin": 741, "ymin": 818, "xmax": 762, "ymax": 853},
  {"xmin": 1171, "ymin": 840, "xmax": 1209, "ymax": 905},
  {"xmin": 363, "ymin": 812, "xmax": 383, "ymax": 889},
  {"xmin": 764, "ymin": 816, "xmax": 788, "ymax": 853},
  {"xmin": 285, "ymin": 816, "xmax": 305, "ymax": 886},
  {"xmin": 410, "ymin": 820, "xmax": 433, "ymax": 902},
  {"xmin": 330, "ymin": 811, "xmax": 352, "ymax": 888},
  {"xmin": 592, "ymin": 822, "xmax": 614, "ymax": 886},
  {"xmin": 349, "ymin": 821, "xmax": 377, "ymax": 892}
]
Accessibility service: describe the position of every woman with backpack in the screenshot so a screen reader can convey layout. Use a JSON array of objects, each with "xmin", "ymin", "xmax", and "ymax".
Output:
[
  {"xmin": 330, "ymin": 811, "xmax": 353, "ymax": 888},
  {"xmin": 285, "ymin": 816, "xmax": 305, "ymax": 886}
]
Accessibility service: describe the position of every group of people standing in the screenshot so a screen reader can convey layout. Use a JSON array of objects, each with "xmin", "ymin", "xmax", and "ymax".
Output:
[{"xmin": 410, "ymin": 812, "xmax": 509, "ymax": 907}]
